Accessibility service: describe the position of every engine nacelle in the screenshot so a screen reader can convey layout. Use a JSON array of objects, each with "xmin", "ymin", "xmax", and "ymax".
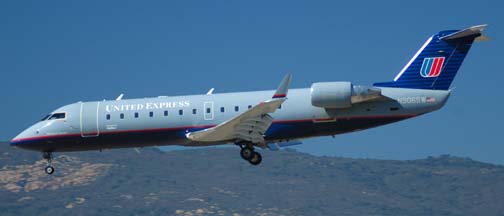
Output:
[
  {"xmin": 311, "ymin": 82, "xmax": 353, "ymax": 108},
  {"xmin": 310, "ymin": 82, "xmax": 382, "ymax": 109}
]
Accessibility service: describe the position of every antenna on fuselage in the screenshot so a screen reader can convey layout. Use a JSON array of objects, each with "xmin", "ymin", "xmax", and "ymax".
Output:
[
  {"xmin": 206, "ymin": 88, "xmax": 215, "ymax": 95},
  {"xmin": 116, "ymin": 93, "xmax": 124, "ymax": 101}
]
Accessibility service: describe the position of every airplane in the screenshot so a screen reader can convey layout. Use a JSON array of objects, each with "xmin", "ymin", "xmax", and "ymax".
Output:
[{"xmin": 10, "ymin": 25, "xmax": 488, "ymax": 175}]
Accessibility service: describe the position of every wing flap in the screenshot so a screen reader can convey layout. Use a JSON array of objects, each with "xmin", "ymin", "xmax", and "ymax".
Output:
[
  {"xmin": 186, "ymin": 99, "xmax": 284, "ymax": 142},
  {"xmin": 234, "ymin": 114, "xmax": 273, "ymax": 143}
]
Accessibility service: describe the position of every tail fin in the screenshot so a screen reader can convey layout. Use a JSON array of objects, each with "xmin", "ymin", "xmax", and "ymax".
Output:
[{"xmin": 374, "ymin": 25, "xmax": 487, "ymax": 90}]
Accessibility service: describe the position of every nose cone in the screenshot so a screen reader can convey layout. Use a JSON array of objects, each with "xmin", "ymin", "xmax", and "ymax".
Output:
[
  {"xmin": 10, "ymin": 130, "xmax": 28, "ymax": 147},
  {"xmin": 10, "ymin": 125, "xmax": 38, "ymax": 148}
]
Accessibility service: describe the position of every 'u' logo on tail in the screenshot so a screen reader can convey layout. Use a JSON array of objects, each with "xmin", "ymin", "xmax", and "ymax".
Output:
[{"xmin": 420, "ymin": 57, "xmax": 445, "ymax": 77}]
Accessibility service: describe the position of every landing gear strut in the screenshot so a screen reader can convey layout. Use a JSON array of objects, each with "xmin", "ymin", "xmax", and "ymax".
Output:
[
  {"xmin": 238, "ymin": 143, "xmax": 262, "ymax": 166},
  {"xmin": 43, "ymin": 152, "xmax": 55, "ymax": 175}
]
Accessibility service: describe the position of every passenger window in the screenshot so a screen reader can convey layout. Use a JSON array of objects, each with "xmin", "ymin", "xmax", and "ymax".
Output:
[
  {"xmin": 120, "ymin": 113, "xmax": 124, "ymax": 119},
  {"xmin": 179, "ymin": 110, "xmax": 183, "ymax": 115},
  {"xmin": 106, "ymin": 114, "xmax": 111, "ymax": 120},
  {"xmin": 220, "ymin": 107, "xmax": 225, "ymax": 113},
  {"xmin": 192, "ymin": 109, "xmax": 197, "ymax": 114},
  {"xmin": 48, "ymin": 113, "xmax": 66, "ymax": 120},
  {"xmin": 134, "ymin": 112, "xmax": 139, "ymax": 118},
  {"xmin": 164, "ymin": 110, "xmax": 168, "ymax": 116},
  {"xmin": 149, "ymin": 111, "xmax": 154, "ymax": 117},
  {"xmin": 248, "ymin": 105, "xmax": 252, "ymax": 109},
  {"xmin": 235, "ymin": 106, "xmax": 239, "ymax": 112},
  {"xmin": 206, "ymin": 108, "xmax": 211, "ymax": 113}
]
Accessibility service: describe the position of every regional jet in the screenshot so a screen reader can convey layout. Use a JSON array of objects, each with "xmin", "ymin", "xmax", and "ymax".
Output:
[{"xmin": 11, "ymin": 25, "xmax": 488, "ymax": 174}]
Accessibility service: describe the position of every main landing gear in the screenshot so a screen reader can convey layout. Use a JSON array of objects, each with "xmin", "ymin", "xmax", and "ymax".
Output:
[
  {"xmin": 43, "ymin": 152, "xmax": 55, "ymax": 175},
  {"xmin": 239, "ymin": 143, "xmax": 262, "ymax": 165}
]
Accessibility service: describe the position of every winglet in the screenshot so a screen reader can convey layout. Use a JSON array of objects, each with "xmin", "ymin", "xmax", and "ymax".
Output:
[{"xmin": 272, "ymin": 74, "xmax": 292, "ymax": 99}]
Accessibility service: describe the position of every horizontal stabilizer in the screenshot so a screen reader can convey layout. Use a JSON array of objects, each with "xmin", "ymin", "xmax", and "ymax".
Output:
[
  {"xmin": 440, "ymin": 24, "xmax": 487, "ymax": 41},
  {"xmin": 475, "ymin": 35, "xmax": 490, "ymax": 42}
]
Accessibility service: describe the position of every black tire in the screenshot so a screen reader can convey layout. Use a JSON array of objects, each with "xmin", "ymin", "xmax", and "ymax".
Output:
[
  {"xmin": 45, "ymin": 166, "xmax": 54, "ymax": 175},
  {"xmin": 240, "ymin": 147, "xmax": 254, "ymax": 160},
  {"xmin": 248, "ymin": 152, "xmax": 262, "ymax": 165}
]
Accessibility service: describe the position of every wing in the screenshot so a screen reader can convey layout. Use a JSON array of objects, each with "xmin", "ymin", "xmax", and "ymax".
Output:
[{"xmin": 186, "ymin": 74, "xmax": 292, "ymax": 144}]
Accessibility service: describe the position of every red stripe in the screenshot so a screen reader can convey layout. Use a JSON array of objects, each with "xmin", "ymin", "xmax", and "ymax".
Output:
[
  {"xmin": 429, "ymin": 58, "xmax": 440, "ymax": 77},
  {"xmin": 433, "ymin": 57, "xmax": 444, "ymax": 76},
  {"xmin": 11, "ymin": 133, "xmax": 81, "ymax": 143},
  {"xmin": 11, "ymin": 114, "xmax": 416, "ymax": 143},
  {"xmin": 11, "ymin": 124, "xmax": 216, "ymax": 143},
  {"xmin": 272, "ymin": 94, "xmax": 286, "ymax": 98},
  {"xmin": 431, "ymin": 58, "xmax": 440, "ymax": 76}
]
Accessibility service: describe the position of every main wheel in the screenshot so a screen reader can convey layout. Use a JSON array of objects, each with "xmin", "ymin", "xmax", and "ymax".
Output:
[
  {"xmin": 45, "ymin": 165, "xmax": 54, "ymax": 175},
  {"xmin": 240, "ymin": 147, "xmax": 254, "ymax": 160},
  {"xmin": 248, "ymin": 152, "xmax": 262, "ymax": 165}
]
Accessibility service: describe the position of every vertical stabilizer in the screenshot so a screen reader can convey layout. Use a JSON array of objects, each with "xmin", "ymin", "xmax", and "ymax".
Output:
[{"xmin": 374, "ymin": 25, "xmax": 487, "ymax": 90}]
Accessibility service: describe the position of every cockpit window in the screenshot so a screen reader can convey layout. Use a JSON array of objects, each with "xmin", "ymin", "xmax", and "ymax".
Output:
[
  {"xmin": 40, "ymin": 114, "xmax": 51, "ymax": 121},
  {"xmin": 48, "ymin": 113, "xmax": 66, "ymax": 120}
]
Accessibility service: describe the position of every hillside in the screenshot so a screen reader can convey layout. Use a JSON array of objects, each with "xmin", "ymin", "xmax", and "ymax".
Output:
[{"xmin": 1, "ymin": 142, "xmax": 503, "ymax": 216}]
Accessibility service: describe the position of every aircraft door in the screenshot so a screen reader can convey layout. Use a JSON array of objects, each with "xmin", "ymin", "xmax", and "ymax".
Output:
[
  {"xmin": 80, "ymin": 102, "xmax": 100, "ymax": 137},
  {"xmin": 203, "ymin": 101, "xmax": 214, "ymax": 120}
]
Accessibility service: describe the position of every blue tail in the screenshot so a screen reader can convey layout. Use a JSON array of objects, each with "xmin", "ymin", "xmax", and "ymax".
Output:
[{"xmin": 374, "ymin": 25, "xmax": 487, "ymax": 90}]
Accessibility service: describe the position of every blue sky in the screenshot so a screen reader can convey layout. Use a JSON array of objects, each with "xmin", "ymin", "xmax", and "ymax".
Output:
[{"xmin": 1, "ymin": 0, "xmax": 502, "ymax": 164}]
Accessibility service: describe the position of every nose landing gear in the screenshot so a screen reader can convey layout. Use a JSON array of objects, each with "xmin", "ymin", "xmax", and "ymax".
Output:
[
  {"xmin": 43, "ymin": 152, "xmax": 55, "ymax": 175},
  {"xmin": 45, "ymin": 165, "xmax": 54, "ymax": 175},
  {"xmin": 238, "ymin": 142, "xmax": 262, "ymax": 166}
]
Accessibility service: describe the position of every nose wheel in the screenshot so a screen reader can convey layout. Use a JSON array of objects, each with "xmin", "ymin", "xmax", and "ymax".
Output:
[
  {"xmin": 43, "ymin": 152, "xmax": 55, "ymax": 175},
  {"xmin": 238, "ymin": 143, "xmax": 262, "ymax": 166},
  {"xmin": 45, "ymin": 165, "xmax": 55, "ymax": 175}
]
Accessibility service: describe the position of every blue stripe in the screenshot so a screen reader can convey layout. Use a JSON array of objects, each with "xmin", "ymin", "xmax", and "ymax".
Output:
[
  {"xmin": 425, "ymin": 58, "xmax": 434, "ymax": 76},
  {"xmin": 420, "ymin": 58, "xmax": 429, "ymax": 77}
]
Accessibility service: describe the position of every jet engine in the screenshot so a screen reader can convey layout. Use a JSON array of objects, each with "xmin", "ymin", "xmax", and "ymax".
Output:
[{"xmin": 310, "ymin": 82, "xmax": 383, "ymax": 109}]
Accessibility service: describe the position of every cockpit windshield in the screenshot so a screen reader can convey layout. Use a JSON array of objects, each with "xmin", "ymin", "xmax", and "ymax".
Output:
[
  {"xmin": 48, "ymin": 113, "xmax": 66, "ymax": 120},
  {"xmin": 40, "ymin": 114, "xmax": 51, "ymax": 121},
  {"xmin": 40, "ymin": 113, "xmax": 66, "ymax": 121}
]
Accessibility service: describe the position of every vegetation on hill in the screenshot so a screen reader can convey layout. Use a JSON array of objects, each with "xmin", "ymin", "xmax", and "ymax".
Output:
[{"xmin": 1, "ymin": 142, "xmax": 503, "ymax": 216}]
